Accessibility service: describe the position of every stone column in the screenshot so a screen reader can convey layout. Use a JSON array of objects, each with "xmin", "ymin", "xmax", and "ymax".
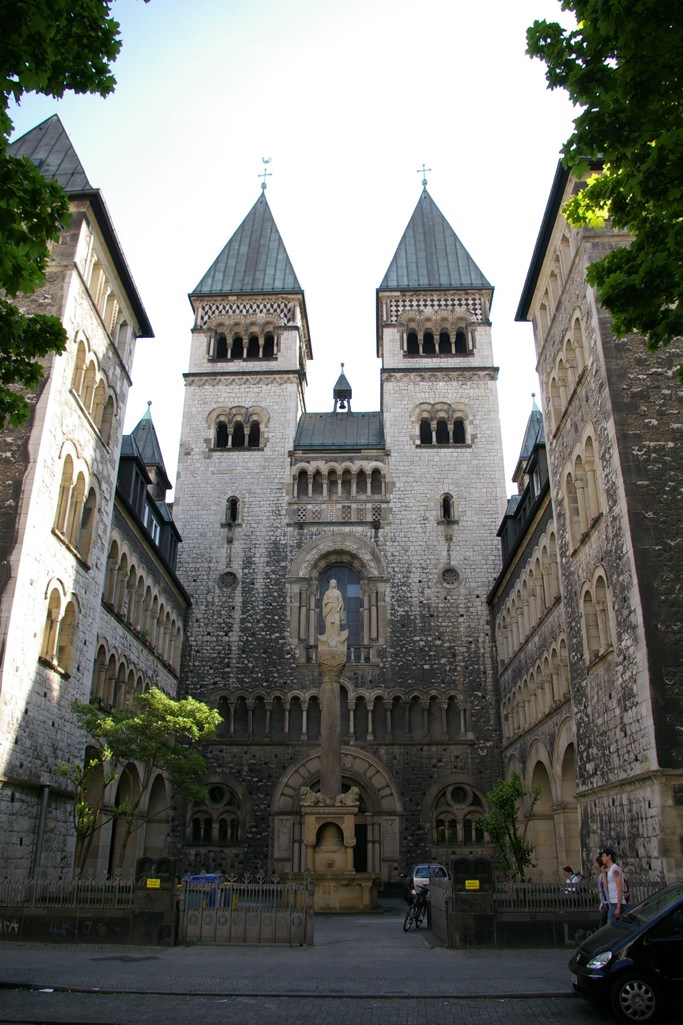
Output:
[{"xmin": 318, "ymin": 646, "xmax": 346, "ymax": 801}]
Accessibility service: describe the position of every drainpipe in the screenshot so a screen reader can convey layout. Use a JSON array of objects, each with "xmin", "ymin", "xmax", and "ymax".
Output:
[{"xmin": 31, "ymin": 783, "xmax": 51, "ymax": 876}]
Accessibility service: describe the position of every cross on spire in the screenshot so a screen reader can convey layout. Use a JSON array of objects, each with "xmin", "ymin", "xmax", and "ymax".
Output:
[
  {"xmin": 259, "ymin": 157, "xmax": 272, "ymax": 190},
  {"xmin": 417, "ymin": 163, "xmax": 431, "ymax": 188}
]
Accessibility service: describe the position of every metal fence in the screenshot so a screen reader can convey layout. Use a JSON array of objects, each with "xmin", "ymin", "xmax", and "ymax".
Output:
[
  {"xmin": 0, "ymin": 871, "xmax": 135, "ymax": 910},
  {"xmin": 177, "ymin": 873, "xmax": 314, "ymax": 945},
  {"xmin": 490, "ymin": 874, "xmax": 663, "ymax": 913},
  {"xmin": 429, "ymin": 873, "xmax": 664, "ymax": 916}
]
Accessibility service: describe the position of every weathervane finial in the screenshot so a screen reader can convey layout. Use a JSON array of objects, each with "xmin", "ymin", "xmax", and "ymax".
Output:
[
  {"xmin": 417, "ymin": 163, "xmax": 431, "ymax": 189},
  {"xmin": 259, "ymin": 157, "xmax": 272, "ymax": 190}
]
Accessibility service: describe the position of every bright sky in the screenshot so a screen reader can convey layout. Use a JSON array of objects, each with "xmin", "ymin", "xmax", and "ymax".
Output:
[{"xmin": 10, "ymin": 0, "xmax": 576, "ymax": 496}]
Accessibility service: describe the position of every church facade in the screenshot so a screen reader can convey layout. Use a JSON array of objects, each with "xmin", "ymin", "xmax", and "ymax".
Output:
[
  {"xmin": 170, "ymin": 188, "xmax": 507, "ymax": 882},
  {"xmin": 0, "ymin": 115, "xmax": 680, "ymax": 885}
]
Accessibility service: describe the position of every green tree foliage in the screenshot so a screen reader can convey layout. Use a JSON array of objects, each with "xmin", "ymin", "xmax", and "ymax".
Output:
[
  {"xmin": 482, "ymin": 773, "xmax": 540, "ymax": 880},
  {"xmin": 527, "ymin": 2, "xmax": 683, "ymax": 355},
  {"xmin": 60, "ymin": 689, "xmax": 222, "ymax": 873},
  {"xmin": 0, "ymin": 1, "xmax": 124, "ymax": 427}
]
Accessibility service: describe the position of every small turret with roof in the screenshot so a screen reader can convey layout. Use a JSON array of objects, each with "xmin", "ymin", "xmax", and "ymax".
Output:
[{"xmin": 130, "ymin": 402, "xmax": 172, "ymax": 500}]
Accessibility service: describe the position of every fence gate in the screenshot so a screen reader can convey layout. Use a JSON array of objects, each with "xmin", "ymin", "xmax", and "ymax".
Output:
[{"xmin": 177, "ymin": 875, "xmax": 314, "ymax": 946}]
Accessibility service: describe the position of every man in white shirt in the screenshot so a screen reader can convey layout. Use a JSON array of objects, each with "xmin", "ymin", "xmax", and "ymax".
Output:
[{"xmin": 600, "ymin": 847, "xmax": 624, "ymax": 924}]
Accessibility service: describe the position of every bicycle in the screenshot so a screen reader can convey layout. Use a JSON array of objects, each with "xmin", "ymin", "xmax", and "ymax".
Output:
[{"xmin": 403, "ymin": 886, "xmax": 429, "ymax": 931}]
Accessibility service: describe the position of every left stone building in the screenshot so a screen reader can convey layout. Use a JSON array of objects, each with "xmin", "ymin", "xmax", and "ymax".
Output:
[{"xmin": 0, "ymin": 116, "xmax": 187, "ymax": 875}]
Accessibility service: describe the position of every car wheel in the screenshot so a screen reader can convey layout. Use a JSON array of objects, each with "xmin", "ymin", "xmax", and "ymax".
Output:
[{"xmin": 610, "ymin": 973, "xmax": 660, "ymax": 1023}]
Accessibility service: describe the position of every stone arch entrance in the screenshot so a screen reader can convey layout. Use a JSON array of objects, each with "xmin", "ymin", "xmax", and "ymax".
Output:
[{"xmin": 270, "ymin": 748, "xmax": 403, "ymax": 882}]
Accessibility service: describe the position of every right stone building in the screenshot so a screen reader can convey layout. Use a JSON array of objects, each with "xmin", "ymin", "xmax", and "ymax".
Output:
[{"xmin": 490, "ymin": 163, "xmax": 682, "ymax": 881}]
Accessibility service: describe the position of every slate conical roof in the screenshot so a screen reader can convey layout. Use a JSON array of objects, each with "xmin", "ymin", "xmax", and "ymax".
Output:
[
  {"xmin": 192, "ymin": 192, "xmax": 302, "ymax": 296},
  {"xmin": 513, "ymin": 398, "xmax": 544, "ymax": 483},
  {"xmin": 131, "ymin": 404, "xmax": 171, "ymax": 490},
  {"xmin": 9, "ymin": 114, "xmax": 93, "ymax": 192},
  {"xmin": 380, "ymin": 188, "xmax": 491, "ymax": 291}
]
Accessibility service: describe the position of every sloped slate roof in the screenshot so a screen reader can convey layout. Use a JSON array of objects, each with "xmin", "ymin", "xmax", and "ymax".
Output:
[
  {"xmin": 192, "ymin": 192, "xmax": 302, "ymax": 296},
  {"xmin": 380, "ymin": 189, "xmax": 491, "ymax": 291},
  {"xmin": 516, "ymin": 403, "xmax": 544, "ymax": 467},
  {"xmin": 131, "ymin": 405, "xmax": 171, "ymax": 489},
  {"xmin": 8, "ymin": 114, "xmax": 92, "ymax": 191},
  {"xmin": 9, "ymin": 115, "xmax": 153, "ymax": 337},
  {"xmin": 294, "ymin": 412, "xmax": 385, "ymax": 450}
]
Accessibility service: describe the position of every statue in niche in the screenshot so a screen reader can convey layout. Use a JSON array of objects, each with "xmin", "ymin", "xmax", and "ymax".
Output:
[{"xmin": 319, "ymin": 578, "xmax": 348, "ymax": 647}]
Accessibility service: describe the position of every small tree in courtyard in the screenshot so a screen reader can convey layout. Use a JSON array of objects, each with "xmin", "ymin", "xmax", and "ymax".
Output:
[
  {"xmin": 482, "ymin": 773, "xmax": 540, "ymax": 881},
  {"xmin": 61, "ymin": 689, "xmax": 222, "ymax": 873}
]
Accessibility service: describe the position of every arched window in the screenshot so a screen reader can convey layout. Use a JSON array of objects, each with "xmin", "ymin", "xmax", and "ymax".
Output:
[
  {"xmin": 247, "ymin": 335, "xmax": 259, "ymax": 358},
  {"xmin": 248, "ymin": 421, "xmax": 261, "ymax": 447},
  {"xmin": 439, "ymin": 330, "xmax": 451, "ymax": 354},
  {"xmin": 370, "ymin": 469, "xmax": 383, "ymax": 496},
  {"xmin": 442, "ymin": 494, "xmax": 454, "ymax": 521},
  {"xmin": 435, "ymin": 420, "xmax": 450, "ymax": 445},
  {"xmin": 226, "ymin": 497, "xmax": 239, "ymax": 523},
  {"xmin": 407, "ymin": 331, "xmax": 419, "ymax": 355},
  {"xmin": 100, "ymin": 396, "xmax": 115, "ymax": 445},
  {"xmin": 263, "ymin": 332, "xmax": 275, "ymax": 358},
  {"xmin": 463, "ymin": 814, "xmax": 485, "ymax": 845},
  {"xmin": 78, "ymin": 487, "xmax": 97, "ymax": 562},
  {"xmin": 419, "ymin": 419, "xmax": 432, "ymax": 445},
  {"xmin": 232, "ymin": 421, "xmax": 245, "ymax": 448},
  {"xmin": 453, "ymin": 419, "xmax": 466, "ymax": 444},
  {"xmin": 41, "ymin": 588, "xmax": 62, "ymax": 664},
  {"xmin": 297, "ymin": 470, "xmax": 308, "ymax": 499},
  {"xmin": 565, "ymin": 472, "xmax": 581, "ymax": 546},
  {"xmin": 215, "ymin": 333, "xmax": 228, "ymax": 359},
  {"xmin": 55, "ymin": 455, "xmax": 74, "ymax": 535},
  {"xmin": 231, "ymin": 335, "xmax": 244, "ymax": 359},
  {"xmin": 67, "ymin": 473, "xmax": 86, "ymax": 547},
  {"xmin": 454, "ymin": 329, "xmax": 468, "ymax": 354},
  {"xmin": 582, "ymin": 588, "xmax": 601, "ymax": 663},
  {"xmin": 215, "ymin": 421, "xmax": 229, "ymax": 448},
  {"xmin": 423, "ymin": 330, "xmax": 436, "ymax": 354},
  {"xmin": 72, "ymin": 339, "xmax": 87, "ymax": 396}
]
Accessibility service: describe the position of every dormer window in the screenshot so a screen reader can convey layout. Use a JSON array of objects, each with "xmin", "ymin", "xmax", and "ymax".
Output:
[{"xmin": 143, "ymin": 503, "xmax": 161, "ymax": 545}]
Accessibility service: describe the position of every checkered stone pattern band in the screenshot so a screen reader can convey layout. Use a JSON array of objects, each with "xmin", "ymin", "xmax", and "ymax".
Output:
[
  {"xmin": 198, "ymin": 300, "xmax": 296, "ymax": 328},
  {"xmin": 388, "ymin": 293, "xmax": 484, "ymax": 322}
]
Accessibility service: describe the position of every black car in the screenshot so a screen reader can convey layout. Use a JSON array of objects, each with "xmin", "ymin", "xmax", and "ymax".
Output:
[{"xmin": 569, "ymin": 881, "xmax": 683, "ymax": 1023}]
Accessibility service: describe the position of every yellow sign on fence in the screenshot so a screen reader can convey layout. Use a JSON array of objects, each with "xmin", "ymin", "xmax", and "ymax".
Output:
[
  {"xmin": 465, "ymin": 879, "xmax": 480, "ymax": 890},
  {"xmin": 146, "ymin": 878, "xmax": 161, "ymax": 889}
]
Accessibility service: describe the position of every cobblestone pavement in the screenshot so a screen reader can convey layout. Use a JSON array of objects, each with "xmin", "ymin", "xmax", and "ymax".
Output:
[{"xmin": 1, "ymin": 991, "xmax": 675, "ymax": 1025}]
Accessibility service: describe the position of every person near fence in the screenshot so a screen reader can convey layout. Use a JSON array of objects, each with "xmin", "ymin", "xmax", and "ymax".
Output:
[
  {"xmin": 601, "ymin": 847, "xmax": 624, "ymax": 924},
  {"xmin": 563, "ymin": 865, "xmax": 582, "ymax": 893},
  {"xmin": 596, "ymin": 854, "xmax": 609, "ymax": 925}
]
